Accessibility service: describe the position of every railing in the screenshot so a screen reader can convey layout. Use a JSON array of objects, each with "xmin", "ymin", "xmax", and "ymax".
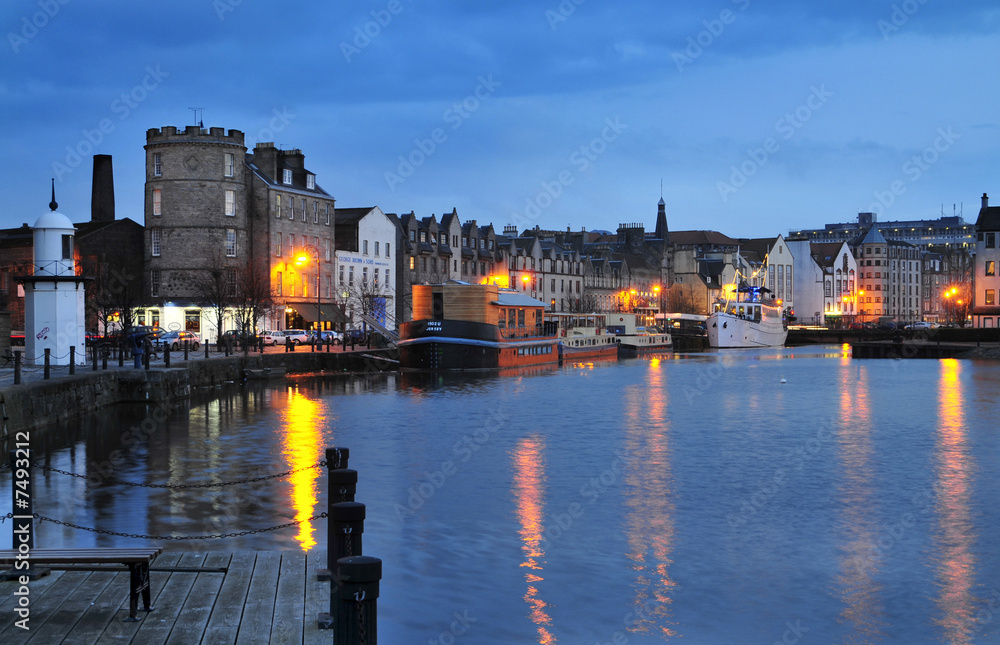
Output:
[
  {"xmin": 357, "ymin": 312, "xmax": 398, "ymax": 344},
  {"xmin": 499, "ymin": 322, "xmax": 558, "ymax": 340}
]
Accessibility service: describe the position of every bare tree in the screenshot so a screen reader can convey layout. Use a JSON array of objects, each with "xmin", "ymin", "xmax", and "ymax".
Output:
[
  {"xmin": 343, "ymin": 277, "xmax": 394, "ymax": 330},
  {"xmin": 193, "ymin": 250, "xmax": 235, "ymax": 345},
  {"xmin": 233, "ymin": 259, "xmax": 274, "ymax": 336}
]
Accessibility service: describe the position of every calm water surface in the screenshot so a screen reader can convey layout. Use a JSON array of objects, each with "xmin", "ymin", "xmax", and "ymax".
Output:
[{"xmin": 4, "ymin": 346, "xmax": 1000, "ymax": 643}]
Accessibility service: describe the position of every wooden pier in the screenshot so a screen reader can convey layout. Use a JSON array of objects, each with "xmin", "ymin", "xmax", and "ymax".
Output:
[{"xmin": 0, "ymin": 550, "xmax": 332, "ymax": 644}]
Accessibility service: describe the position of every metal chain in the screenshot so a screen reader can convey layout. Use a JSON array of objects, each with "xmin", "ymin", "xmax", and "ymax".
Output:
[
  {"xmin": 358, "ymin": 598, "xmax": 367, "ymax": 645},
  {"xmin": 32, "ymin": 511, "xmax": 328, "ymax": 540},
  {"xmin": 29, "ymin": 460, "xmax": 328, "ymax": 489}
]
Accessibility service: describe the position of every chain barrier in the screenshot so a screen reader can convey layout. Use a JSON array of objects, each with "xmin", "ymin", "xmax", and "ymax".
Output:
[
  {"xmin": 31, "ymin": 460, "xmax": 328, "ymax": 489},
  {"xmin": 28, "ymin": 511, "xmax": 328, "ymax": 540}
]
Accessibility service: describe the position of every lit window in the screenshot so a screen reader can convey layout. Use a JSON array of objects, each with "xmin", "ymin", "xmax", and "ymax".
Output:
[
  {"xmin": 224, "ymin": 153, "xmax": 235, "ymax": 177},
  {"xmin": 225, "ymin": 229, "xmax": 237, "ymax": 257},
  {"xmin": 276, "ymin": 271, "xmax": 282, "ymax": 296},
  {"xmin": 409, "ymin": 256, "xmax": 415, "ymax": 270},
  {"xmin": 275, "ymin": 233, "xmax": 282, "ymax": 257},
  {"xmin": 987, "ymin": 261, "xmax": 996, "ymax": 276},
  {"xmin": 276, "ymin": 195, "xmax": 282, "ymax": 219},
  {"xmin": 283, "ymin": 169, "xmax": 292, "ymax": 185},
  {"xmin": 153, "ymin": 153, "xmax": 162, "ymax": 176},
  {"xmin": 988, "ymin": 290, "xmax": 996, "ymax": 305},
  {"xmin": 151, "ymin": 229, "xmax": 161, "ymax": 256},
  {"xmin": 225, "ymin": 190, "xmax": 235, "ymax": 216},
  {"xmin": 152, "ymin": 189, "xmax": 161, "ymax": 216}
]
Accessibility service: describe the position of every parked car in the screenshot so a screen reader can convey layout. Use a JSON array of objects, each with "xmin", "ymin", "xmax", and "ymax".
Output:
[
  {"xmin": 308, "ymin": 330, "xmax": 342, "ymax": 345},
  {"xmin": 905, "ymin": 321, "xmax": 938, "ymax": 330},
  {"xmin": 261, "ymin": 330, "xmax": 286, "ymax": 345},
  {"xmin": 283, "ymin": 329, "xmax": 309, "ymax": 345},
  {"xmin": 876, "ymin": 321, "xmax": 897, "ymax": 331},
  {"xmin": 221, "ymin": 330, "xmax": 261, "ymax": 346},
  {"xmin": 157, "ymin": 330, "xmax": 201, "ymax": 351}
]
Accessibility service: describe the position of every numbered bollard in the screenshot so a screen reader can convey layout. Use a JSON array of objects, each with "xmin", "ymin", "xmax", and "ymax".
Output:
[{"xmin": 334, "ymin": 556, "xmax": 381, "ymax": 645}]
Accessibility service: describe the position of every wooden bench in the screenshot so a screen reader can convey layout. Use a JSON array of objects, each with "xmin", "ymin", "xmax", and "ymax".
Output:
[{"xmin": 0, "ymin": 548, "xmax": 161, "ymax": 621}]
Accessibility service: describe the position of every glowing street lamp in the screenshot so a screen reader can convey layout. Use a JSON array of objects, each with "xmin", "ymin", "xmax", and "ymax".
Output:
[{"xmin": 295, "ymin": 246, "xmax": 323, "ymax": 334}]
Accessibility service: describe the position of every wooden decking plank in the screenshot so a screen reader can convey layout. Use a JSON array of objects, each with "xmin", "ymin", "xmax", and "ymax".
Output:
[
  {"xmin": 269, "ymin": 551, "xmax": 306, "ymax": 645},
  {"xmin": 201, "ymin": 550, "xmax": 257, "ymax": 644},
  {"xmin": 303, "ymin": 550, "xmax": 332, "ymax": 645},
  {"xmin": 130, "ymin": 552, "xmax": 206, "ymax": 645},
  {"xmin": 0, "ymin": 568, "xmax": 68, "ymax": 613},
  {"xmin": 59, "ymin": 569, "xmax": 136, "ymax": 645},
  {"xmin": 163, "ymin": 552, "xmax": 228, "ymax": 645},
  {"xmin": 234, "ymin": 551, "xmax": 282, "ymax": 645},
  {"xmin": 22, "ymin": 571, "xmax": 117, "ymax": 645},
  {"xmin": 0, "ymin": 570, "xmax": 91, "ymax": 644},
  {"xmin": 94, "ymin": 551, "xmax": 183, "ymax": 645}
]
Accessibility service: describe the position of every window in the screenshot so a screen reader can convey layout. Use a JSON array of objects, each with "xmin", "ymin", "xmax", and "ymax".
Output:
[
  {"xmin": 987, "ymin": 261, "xmax": 996, "ymax": 276},
  {"xmin": 375, "ymin": 241, "xmax": 380, "ymax": 256},
  {"xmin": 339, "ymin": 265, "xmax": 344, "ymax": 285},
  {"xmin": 275, "ymin": 233, "xmax": 282, "ymax": 257},
  {"xmin": 480, "ymin": 238, "xmax": 486, "ymax": 250},
  {"xmin": 301, "ymin": 199, "xmax": 306, "ymax": 222},
  {"xmin": 326, "ymin": 239, "xmax": 332, "ymax": 262},
  {"xmin": 306, "ymin": 174, "xmax": 315, "ymax": 189},
  {"xmin": 225, "ymin": 229, "xmax": 237, "ymax": 257},
  {"xmin": 987, "ymin": 233, "xmax": 996, "ymax": 249},
  {"xmin": 362, "ymin": 267, "xmax": 368, "ymax": 286},
  {"xmin": 224, "ymin": 153, "xmax": 234, "ymax": 177},
  {"xmin": 289, "ymin": 234, "xmax": 295, "ymax": 252},
  {"xmin": 313, "ymin": 202, "xmax": 318, "ymax": 224},
  {"xmin": 151, "ymin": 228, "xmax": 161, "ymax": 256},
  {"xmin": 421, "ymin": 257, "xmax": 427, "ymax": 271},
  {"xmin": 276, "ymin": 195, "xmax": 282, "ymax": 219},
  {"xmin": 481, "ymin": 262, "xmax": 486, "ymax": 276},
  {"xmin": 226, "ymin": 269, "xmax": 237, "ymax": 297},
  {"xmin": 363, "ymin": 240, "xmax": 369, "ymax": 255},
  {"xmin": 385, "ymin": 270, "xmax": 390, "ymax": 287},
  {"xmin": 409, "ymin": 230, "xmax": 416, "ymax": 242},
  {"xmin": 152, "ymin": 189, "xmax": 161, "ymax": 216},
  {"xmin": 153, "ymin": 153, "xmax": 161, "ymax": 176},
  {"xmin": 551, "ymin": 279, "xmax": 556, "ymax": 292},
  {"xmin": 276, "ymin": 271, "xmax": 282, "ymax": 296},
  {"xmin": 463, "ymin": 236, "xmax": 468, "ymax": 247},
  {"xmin": 150, "ymin": 270, "xmax": 160, "ymax": 298},
  {"xmin": 453, "ymin": 235, "xmax": 458, "ymax": 247},
  {"xmin": 374, "ymin": 268, "xmax": 380, "ymax": 287},
  {"xmin": 325, "ymin": 204, "xmax": 331, "ymax": 225},
  {"xmin": 185, "ymin": 310, "xmax": 200, "ymax": 333},
  {"xmin": 988, "ymin": 290, "xmax": 996, "ymax": 305},
  {"xmin": 386, "ymin": 243, "xmax": 390, "ymax": 258},
  {"xmin": 409, "ymin": 256, "xmax": 415, "ymax": 270},
  {"xmin": 225, "ymin": 190, "xmax": 235, "ymax": 216},
  {"xmin": 471, "ymin": 262, "xmax": 477, "ymax": 276},
  {"xmin": 419, "ymin": 231, "xmax": 427, "ymax": 243},
  {"xmin": 440, "ymin": 233, "xmax": 446, "ymax": 246},
  {"xmin": 349, "ymin": 266, "xmax": 354, "ymax": 285},
  {"xmin": 283, "ymin": 169, "xmax": 292, "ymax": 185}
]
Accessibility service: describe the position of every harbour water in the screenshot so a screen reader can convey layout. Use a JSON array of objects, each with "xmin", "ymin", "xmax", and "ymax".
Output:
[{"xmin": 4, "ymin": 346, "xmax": 1000, "ymax": 643}]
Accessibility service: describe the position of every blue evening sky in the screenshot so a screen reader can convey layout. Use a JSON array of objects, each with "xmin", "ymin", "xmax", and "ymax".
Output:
[{"xmin": 2, "ymin": 1, "xmax": 998, "ymax": 239}]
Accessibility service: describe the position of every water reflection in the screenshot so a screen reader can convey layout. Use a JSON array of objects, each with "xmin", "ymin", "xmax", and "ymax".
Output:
[
  {"xmin": 624, "ymin": 360, "xmax": 677, "ymax": 637},
  {"xmin": 512, "ymin": 435, "xmax": 555, "ymax": 644},
  {"xmin": 834, "ymin": 360, "xmax": 887, "ymax": 639},
  {"xmin": 933, "ymin": 360, "xmax": 975, "ymax": 643},
  {"xmin": 278, "ymin": 387, "xmax": 325, "ymax": 551}
]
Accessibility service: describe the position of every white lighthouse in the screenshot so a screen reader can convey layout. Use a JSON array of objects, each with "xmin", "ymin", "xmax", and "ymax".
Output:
[{"xmin": 22, "ymin": 183, "xmax": 88, "ymax": 365}]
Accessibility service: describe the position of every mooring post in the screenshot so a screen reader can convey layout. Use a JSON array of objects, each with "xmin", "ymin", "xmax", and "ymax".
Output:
[
  {"xmin": 204, "ymin": 340, "xmax": 210, "ymax": 360},
  {"xmin": 318, "ymin": 464, "xmax": 358, "ymax": 582},
  {"xmin": 333, "ymin": 556, "xmax": 381, "ymax": 644},
  {"xmin": 69, "ymin": 346, "xmax": 75, "ymax": 375},
  {"xmin": 43, "ymin": 348, "xmax": 50, "ymax": 380},
  {"xmin": 184, "ymin": 341, "xmax": 189, "ymax": 361},
  {"xmin": 92, "ymin": 345, "xmax": 98, "ymax": 371},
  {"xmin": 318, "ymin": 501, "xmax": 365, "ymax": 630},
  {"xmin": 14, "ymin": 351, "xmax": 21, "ymax": 385}
]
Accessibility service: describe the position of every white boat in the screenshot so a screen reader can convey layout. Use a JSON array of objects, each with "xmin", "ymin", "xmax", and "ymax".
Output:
[
  {"xmin": 604, "ymin": 313, "xmax": 673, "ymax": 357},
  {"xmin": 545, "ymin": 313, "xmax": 619, "ymax": 362},
  {"xmin": 707, "ymin": 297, "xmax": 787, "ymax": 348}
]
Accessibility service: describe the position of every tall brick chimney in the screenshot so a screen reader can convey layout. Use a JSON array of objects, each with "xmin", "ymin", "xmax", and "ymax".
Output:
[{"xmin": 91, "ymin": 154, "xmax": 115, "ymax": 222}]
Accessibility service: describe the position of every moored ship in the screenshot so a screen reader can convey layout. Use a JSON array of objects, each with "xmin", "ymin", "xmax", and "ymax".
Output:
[
  {"xmin": 605, "ymin": 313, "xmax": 673, "ymax": 357},
  {"xmin": 706, "ymin": 287, "xmax": 788, "ymax": 348},
  {"xmin": 397, "ymin": 282, "xmax": 559, "ymax": 370},
  {"xmin": 545, "ymin": 313, "xmax": 619, "ymax": 362}
]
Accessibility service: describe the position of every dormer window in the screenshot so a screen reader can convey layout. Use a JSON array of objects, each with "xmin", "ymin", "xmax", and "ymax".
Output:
[
  {"xmin": 306, "ymin": 174, "xmax": 315, "ymax": 190},
  {"xmin": 283, "ymin": 169, "xmax": 292, "ymax": 185}
]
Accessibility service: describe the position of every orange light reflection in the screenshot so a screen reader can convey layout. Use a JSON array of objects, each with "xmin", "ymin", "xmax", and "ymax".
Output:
[
  {"xmin": 280, "ymin": 389, "xmax": 324, "ymax": 551},
  {"xmin": 513, "ymin": 436, "xmax": 555, "ymax": 644}
]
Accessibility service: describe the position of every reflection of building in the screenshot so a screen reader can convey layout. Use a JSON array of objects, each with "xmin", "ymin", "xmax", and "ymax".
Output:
[
  {"xmin": 971, "ymin": 193, "xmax": 1000, "ymax": 328},
  {"xmin": 144, "ymin": 126, "xmax": 338, "ymax": 341},
  {"xmin": 334, "ymin": 207, "xmax": 399, "ymax": 330}
]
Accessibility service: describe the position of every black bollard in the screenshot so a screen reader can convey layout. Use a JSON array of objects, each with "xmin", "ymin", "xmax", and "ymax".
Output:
[
  {"xmin": 13, "ymin": 351, "xmax": 20, "ymax": 385},
  {"xmin": 164, "ymin": 345, "xmax": 170, "ymax": 368},
  {"xmin": 333, "ymin": 556, "xmax": 381, "ymax": 644},
  {"xmin": 44, "ymin": 348, "xmax": 50, "ymax": 380},
  {"xmin": 92, "ymin": 346, "xmax": 98, "ymax": 371},
  {"xmin": 144, "ymin": 348, "xmax": 150, "ymax": 371},
  {"xmin": 205, "ymin": 340, "xmax": 210, "ymax": 360},
  {"xmin": 184, "ymin": 341, "xmax": 189, "ymax": 361},
  {"xmin": 330, "ymin": 502, "xmax": 365, "ymax": 563},
  {"xmin": 70, "ymin": 346, "xmax": 75, "ymax": 375},
  {"xmin": 119, "ymin": 344, "xmax": 124, "ymax": 367}
]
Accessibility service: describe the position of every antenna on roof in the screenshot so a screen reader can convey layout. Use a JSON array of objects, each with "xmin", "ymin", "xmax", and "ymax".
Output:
[{"xmin": 189, "ymin": 107, "xmax": 204, "ymax": 128}]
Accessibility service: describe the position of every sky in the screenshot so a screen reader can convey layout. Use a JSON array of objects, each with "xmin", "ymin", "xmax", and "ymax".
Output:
[{"xmin": 3, "ymin": 1, "xmax": 999, "ymax": 240}]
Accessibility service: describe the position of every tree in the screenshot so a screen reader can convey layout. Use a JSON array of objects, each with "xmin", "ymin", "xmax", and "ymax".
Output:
[
  {"xmin": 233, "ymin": 259, "xmax": 275, "ymax": 337},
  {"xmin": 193, "ymin": 250, "xmax": 235, "ymax": 345},
  {"xmin": 342, "ymin": 276, "xmax": 394, "ymax": 331},
  {"xmin": 91, "ymin": 251, "xmax": 145, "ymax": 334}
]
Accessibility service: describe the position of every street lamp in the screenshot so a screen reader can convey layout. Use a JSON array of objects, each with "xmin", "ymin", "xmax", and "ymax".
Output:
[{"xmin": 295, "ymin": 245, "xmax": 323, "ymax": 336}]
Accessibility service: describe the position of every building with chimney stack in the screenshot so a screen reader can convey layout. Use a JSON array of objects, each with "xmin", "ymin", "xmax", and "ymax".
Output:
[{"xmin": 972, "ymin": 192, "xmax": 1000, "ymax": 328}]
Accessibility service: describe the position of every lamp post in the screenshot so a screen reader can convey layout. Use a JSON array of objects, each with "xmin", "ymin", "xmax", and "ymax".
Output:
[{"xmin": 295, "ymin": 245, "xmax": 324, "ymax": 337}]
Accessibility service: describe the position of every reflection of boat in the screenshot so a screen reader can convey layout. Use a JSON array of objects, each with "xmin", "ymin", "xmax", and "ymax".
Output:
[
  {"xmin": 707, "ymin": 287, "xmax": 787, "ymax": 348},
  {"xmin": 545, "ymin": 313, "xmax": 619, "ymax": 361},
  {"xmin": 605, "ymin": 313, "xmax": 672, "ymax": 357},
  {"xmin": 397, "ymin": 282, "xmax": 559, "ymax": 370}
]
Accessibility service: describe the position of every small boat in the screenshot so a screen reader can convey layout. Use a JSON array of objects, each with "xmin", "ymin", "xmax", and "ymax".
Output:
[
  {"xmin": 397, "ymin": 282, "xmax": 559, "ymax": 371},
  {"xmin": 545, "ymin": 313, "xmax": 619, "ymax": 362},
  {"xmin": 605, "ymin": 313, "xmax": 673, "ymax": 357},
  {"xmin": 706, "ymin": 287, "xmax": 787, "ymax": 348},
  {"xmin": 242, "ymin": 366, "xmax": 286, "ymax": 380}
]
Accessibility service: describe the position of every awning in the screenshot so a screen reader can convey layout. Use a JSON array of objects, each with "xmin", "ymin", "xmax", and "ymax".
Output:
[{"xmin": 286, "ymin": 303, "xmax": 347, "ymax": 324}]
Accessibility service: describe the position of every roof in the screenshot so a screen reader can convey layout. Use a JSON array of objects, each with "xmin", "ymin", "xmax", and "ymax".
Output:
[
  {"xmin": 976, "ymin": 206, "xmax": 1000, "ymax": 232},
  {"xmin": 669, "ymin": 230, "xmax": 739, "ymax": 246},
  {"xmin": 859, "ymin": 226, "xmax": 888, "ymax": 246},
  {"xmin": 494, "ymin": 292, "xmax": 547, "ymax": 307},
  {"xmin": 335, "ymin": 207, "xmax": 377, "ymax": 224},
  {"xmin": 810, "ymin": 242, "xmax": 846, "ymax": 267}
]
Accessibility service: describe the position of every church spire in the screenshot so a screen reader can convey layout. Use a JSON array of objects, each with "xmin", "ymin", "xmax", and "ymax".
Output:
[
  {"xmin": 49, "ymin": 178, "xmax": 58, "ymax": 211},
  {"xmin": 654, "ymin": 187, "xmax": 668, "ymax": 242}
]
